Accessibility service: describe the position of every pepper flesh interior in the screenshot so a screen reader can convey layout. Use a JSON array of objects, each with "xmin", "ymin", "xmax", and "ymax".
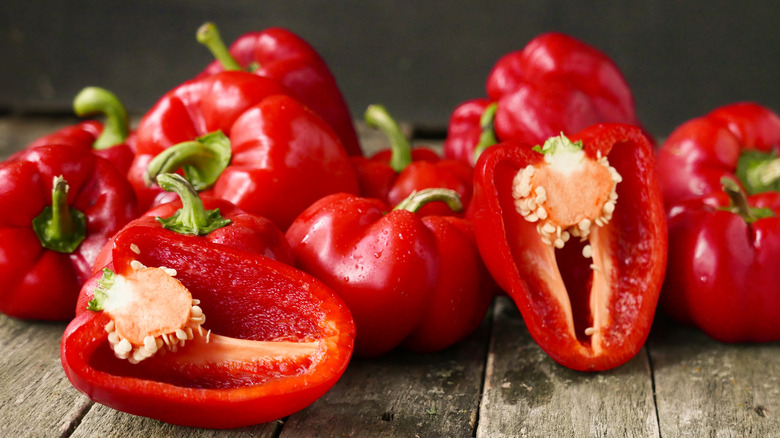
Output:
[{"xmin": 512, "ymin": 134, "xmax": 622, "ymax": 344}]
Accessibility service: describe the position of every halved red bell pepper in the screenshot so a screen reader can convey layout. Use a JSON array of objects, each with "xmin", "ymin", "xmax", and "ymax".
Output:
[
  {"xmin": 90, "ymin": 173, "xmax": 293, "ymax": 280},
  {"xmin": 470, "ymin": 124, "xmax": 667, "ymax": 371},
  {"xmin": 197, "ymin": 22, "xmax": 362, "ymax": 156},
  {"xmin": 61, "ymin": 226, "xmax": 354, "ymax": 428},
  {"xmin": 286, "ymin": 189, "xmax": 493, "ymax": 357},
  {"xmin": 656, "ymin": 102, "xmax": 780, "ymax": 342},
  {"xmin": 0, "ymin": 144, "xmax": 138, "ymax": 320},
  {"xmin": 130, "ymin": 70, "xmax": 358, "ymax": 228},
  {"xmin": 24, "ymin": 87, "xmax": 135, "ymax": 174},
  {"xmin": 352, "ymin": 105, "xmax": 473, "ymax": 216},
  {"xmin": 444, "ymin": 32, "xmax": 644, "ymax": 166}
]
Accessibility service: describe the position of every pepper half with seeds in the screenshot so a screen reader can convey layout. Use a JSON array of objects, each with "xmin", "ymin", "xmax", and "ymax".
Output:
[
  {"xmin": 470, "ymin": 124, "xmax": 667, "ymax": 371},
  {"xmin": 60, "ymin": 226, "xmax": 355, "ymax": 428}
]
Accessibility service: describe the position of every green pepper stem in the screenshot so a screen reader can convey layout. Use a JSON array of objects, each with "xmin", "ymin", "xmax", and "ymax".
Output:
[
  {"xmin": 758, "ymin": 158, "xmax": 780, "ymax": 187},
  {"xmin": 144, "ymin": 131, "xmax": 232, "ymax": 191},
  {"xmin": 73, "ymin": 87, "xmax": 130, "ymax": 150},
  {"xmin": 365, "ymin": 104, "xmax": 412, "ymax": 172},
  {"xmin": 392, "ymin": 188, "xmax": 463, "ymax": 214},
  {"xmin": 196, "ymin": 22, "xmax": 243, "ymax": 72},
  {"xmin": 472, "ymin": 102, "xmax": 499, "ymax": 163},
  {"xmin": 32, "ymin": 176, "xmax": 87, "ymax": 253},
  {"xmin": 721, "ymin": 176, "xmax": 774, "ymax": 223},
  {"xmin": 155, "ymin": 173, "xmax": 232, "ymax": 235}
]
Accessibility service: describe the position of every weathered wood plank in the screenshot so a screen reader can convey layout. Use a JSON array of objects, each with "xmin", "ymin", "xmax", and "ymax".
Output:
[
  {"xmin": 0, "ymin": 115, "xmax": 82, "ymax": 160},
  {"xmin": 477, "ymin": 297, "xmax": 659, "ymax": 438},
  {"xmin": 70, "ymin": 403, "xmax": 281, "ymax": 438},
  {"xmin": 0, "ymin": 315, "xmax": 92, "ymax": 437},
  {"xmin": 281, "ymin": 316, "xmax": 491, "ymax": 437},
  {"xmin": 648, "ymin": 317, "xmax": 780, "ymax": 437}
]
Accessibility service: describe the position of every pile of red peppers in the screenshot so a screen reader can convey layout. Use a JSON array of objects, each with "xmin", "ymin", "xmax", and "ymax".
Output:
[{"xmin": 1, "ymin": 20, "xmax": 778, "ymax": 429}]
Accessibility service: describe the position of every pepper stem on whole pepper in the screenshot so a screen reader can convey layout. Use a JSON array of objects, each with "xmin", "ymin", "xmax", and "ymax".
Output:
[
  {"xmin": 393, "ymin": 188, "xmax": 463, "ymax": 214},
  {"xmin": 720, "ymin": 177, "xmax": 775, "ymax": 223},
  {"xmin": 144, "ymin": 131, "xmax": 232, "ymax": 191},
  {"xmin": 32, "ymin": 176, "xmax": 87, "ymax": 253},
  {"xmin": 472, "ymin": 102, "xmax": 499, "ymax": 162},
  {"xmin": 196, "ymin": 22, "xmax": 248, "ymax": 72},
  {"xmin": 73, "ymin": 86, "xmax": 130, "ymax": 150},
  {"xmin": 155, "ymin": 173, "xmax": 232, "ymax": 235},
  {"xmin": 365, "ymin": 104, "xmax": 413, "ymax": 173}
]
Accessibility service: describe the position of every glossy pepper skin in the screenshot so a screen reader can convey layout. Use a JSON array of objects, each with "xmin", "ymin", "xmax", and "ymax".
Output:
[
  {"xmin": 24, "ymin": 87, "xmax": 135, "ymax": 174},
  {"xmin": 352, "ymin": 105, "xmax": 474, "ymax": 216},
  {"xmin": 130, "ymin": 71, "xmax": 359, "ymax": 228},
  {"xmin": 655, "ymin": 102, "xmax": 780, "ymax": 207},
  {"xmin": 61, "ymin": 226, "xmax": 355, "ymax": 428},
  {"xmin": 0, "ymin": 144, "xmax": 137, "ymax": 320},
  {"xmin": 470, "ymin": 124, "xmax": 666, "ymax": 371},
  {"xmin": 286, "ymin": 189, "xmax": 494, "ymax": 357},
  {"xmin": 198, "ymin": 23, "xmax": 362, "ymax": 156},
  {"xmin": 656, "ymin": 103, "xmax": 780, "ymax": 342},
  {"xmin": 89, "ymin": 173, "xmax": 294, "ymax": 280},
  {"xmin": 444, "ymin": 32, "xmax": 643, "ymax": 166}
]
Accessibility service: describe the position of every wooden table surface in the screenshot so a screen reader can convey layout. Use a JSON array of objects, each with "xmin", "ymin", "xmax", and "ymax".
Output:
[{"xmin": 1, "ymin": 115, "xmax": 778, "ymax": 437}]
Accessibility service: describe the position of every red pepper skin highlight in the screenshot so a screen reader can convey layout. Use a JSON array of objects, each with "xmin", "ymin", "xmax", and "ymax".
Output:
[
  {"xmin": 470, "ymin": 124, "xmax": 666, "ymax": 371},
  {"xmin": 286, "ymin": 193, "xmax": 438, "ymax": 357},
  {"xmin": 61, "ymin": 227, "xmax": 355, "ymax": 429},
  {"xmin": 657, "ymin": 102, "xmax": 780, "ymax": 342},
  {"xmin": 0, "ymin": 144, "xmax": 138, "ymax": 321},
  {"xmin": 199, "ymin": 26, "xmax": 362, "ymax": 157},
  {"xmin": 286, "ymin": 190, "xmax": 494, "ymax": 357},
  {"xmin": 662, "ymin": 191, "xmax": 780, "ymax": 342}
]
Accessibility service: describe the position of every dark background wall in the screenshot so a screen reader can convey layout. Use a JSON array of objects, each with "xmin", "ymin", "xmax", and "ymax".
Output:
[{"xmin": 2, "ymin": 1, "xmax": 779, "ymax": 138}]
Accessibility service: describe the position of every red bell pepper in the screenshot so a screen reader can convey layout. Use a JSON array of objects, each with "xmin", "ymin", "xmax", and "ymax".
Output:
[
  {"xmin": 444, "ymin": 32, "xmax": 644, "ymax": 166},
  {"xmin": 24, "ymin": 87, "xmax": 135, "ymax": 174},
  {"xmin": 0, "ymin": 144, "xmax": 138, "ymax": 320},
  {"xmin": 656, "ymin": 102, "xmax": 780, "ymax": 207},
  {"xmin": 470, "ymin": 124, "xmax": 667, "ymax": 371},
  {"xmin": 90, "ymin": 173, "xmax": 293, "ymax": 279},
  {"xmin": 130, "ymin": 71, "xmax": 359, "ymax": 228},
  {"xmin": 352, "ymin": 105, "xmax": 474, "ymax": 216},
  {"xmin": 286, "ymin": 189, "xmax": 493, "ymax": 357},
  {"xmin": 656, "ymin": 102, "xmax": 780, "ymax": 342},
  {"xmin": 197, "ymin": 22, "xmax": 362, "ymax": 157},
  {"xmin": 61, "ymin": 225, "xmax": 354, "ymax": 428}
]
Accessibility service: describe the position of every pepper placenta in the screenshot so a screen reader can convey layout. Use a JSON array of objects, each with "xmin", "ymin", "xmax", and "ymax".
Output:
[
  {"xmin": 470, "ymin": 125, "xmax": 667, "ymax": 371},
  {"xmin": 656, "ymin": 102, "xmax": 780, "ymax": 342},
  {"xmin": 286, "ymin": 188, "xmax": 494, "ymax": 357},
  {"xmin": 130, "ymin": 71, "xmax": 359, "ymax": 228},
  {"xmin": 61, "ymin": 225, "xmax": 354, "ymax": 428},
  {"xmin": 444, "ymin": 32, "xmax": 644, "ymax": 166},
  {"xmin": 352, "ymin": 105, "xmax": 474, "ymax": 216},
  {"xmin": 197, "ymin": 22, "xmax": 362, "ymax": 156},
  {"xmin": 0, "ymin": 144, "xmax": 138, "ymax": 320}
]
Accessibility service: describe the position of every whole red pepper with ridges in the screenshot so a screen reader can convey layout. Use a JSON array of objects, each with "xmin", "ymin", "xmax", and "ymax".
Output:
[
  {"xmin": 469, "ymin": 125, "xmax": 666, "ymax": 371},
  {"xmin": 197, "ymin": 22, "xmax": 362, "ymax": 156},
  {"xmin": 61, "ymin": 225, "xmax": 354, "ymax": 428},
  {"xmin": 286, "ymin": 188, "xmax": 494, "ymax": 357},
  {"xmin": 130, "ymin": 70, "xmax": 359, "ymax": 228},
  {"xmin": 0, "ymin": 143, "xmax": 137, "ymax": 320},
  {"xmin": 656, "ymin": 102, "xmax": 780, "ymax": 342},
  {"xmin": 352, "ymin": 105, "xmax": 473, "ymax": 216},
  {"xmin": 444, "ymin": 32, "xmax": 645, "ymax": 166}
]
